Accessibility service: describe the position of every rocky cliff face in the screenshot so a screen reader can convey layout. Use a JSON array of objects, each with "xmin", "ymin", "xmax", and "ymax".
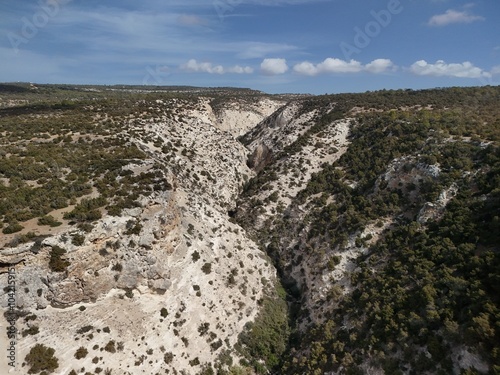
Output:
[{"xmin": 0, "ymin": 92, "xmax": 285, "ymax": 374}]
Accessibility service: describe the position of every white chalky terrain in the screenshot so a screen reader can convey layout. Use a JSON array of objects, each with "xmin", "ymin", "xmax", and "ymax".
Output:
[{"xmin": 0, "ymin": 95, "xmax": 284, "ymax": 374}]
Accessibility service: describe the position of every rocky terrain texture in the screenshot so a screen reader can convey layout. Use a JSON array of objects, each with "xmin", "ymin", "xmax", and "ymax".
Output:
[
  {"xmin": 0, "ymin": 86, "xmax": 286, "ymax": 375},
  {"xmin": 234, "ymin": 88, "xmax": 500, "ymax": 375},
  {"xmin": 0, "ymin": 84, "xmax": 499, "ymax": 375}
]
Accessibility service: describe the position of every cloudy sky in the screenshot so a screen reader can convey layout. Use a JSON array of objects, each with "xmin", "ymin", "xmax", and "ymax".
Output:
[{"xmin": 1, "ymin": 0, "xmax": 499, "ymax": 94}]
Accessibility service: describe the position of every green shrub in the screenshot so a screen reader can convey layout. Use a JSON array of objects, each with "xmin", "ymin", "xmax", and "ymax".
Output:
[
  {"xmin": 49, "ymin": 246, "xmax": 70, "ymax": 272},
  {"xmin": 21, "ymin": 325, "xmax": 39, "ymax": 337},
  {"xmin": 63, "ymin": 208, "xmax": 101, "ymax": 222},
  {"xmin": 74, "ymin": 347, "xmax": 88, "ymax": 359},
  {"xmin": 37, "ymin": 215, "xmax": 62, "ymax": 227},
  {"xmin": 124, "ymin": 289, "xmax": 133, "ymax": 298},
  {"xmin": 198, "ymin": 322, "xmax": 210, "ymax": 336},
  {"xmin": 104, "ymin": 340, "xmax": 116, "ymax": 353},
  {"xmin": 189, "ymin": 357, "xmax": 200, "ymax": 366},
  {"xmin": 201, "ymin": 262, "xmax": 212, "ymax": 274},
  {"xmin": 76, "ymin": 325, "xmax": 93, "ymax": 334},
  {"xmin": 164, "ymin": 352, "xmax": 174, "ymax": 364},
  {"xmin": 210, "ymin": 339, "xmax": 223, "ymax": 351},
  {"xmin": 25, "ymin": 343, "xmax": 59, "ymax": 374},
  {"xmin": 124, "ymin": 220, "xmax": 142, "ymax": 235},
  {"xmin": 71, "ymin": 233, "xmax": 85, "ymax": 246},
  {"xmin": 268, "ymin": 191, "xmax": 279, "ymax": 203},
  {"xmin": 77, "ymin": 223, "xmax": 94, "ymax": 233},
  {"xmin": 2, "ymin": 222, "xmax": 24, "ymax": 234}
]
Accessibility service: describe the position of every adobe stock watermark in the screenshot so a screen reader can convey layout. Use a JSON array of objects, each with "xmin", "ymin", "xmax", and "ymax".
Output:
[
  {"xmin": 7, "ymin": 0, "xmax": 70, "ymax": 54},
  {"xmin": 142, "ymin": 65, "xmax": 171, "ymax": 86},
  {"xmin": 213, "ymin": 0, "xmax": 242, "ymax": 21},
  {"xmin": 340, "ymin": 0, "xmax": 403, "ymax": 60},
  {"xmin": 5, "ymin": 267, "xmax": 17, "ymax": 369}
]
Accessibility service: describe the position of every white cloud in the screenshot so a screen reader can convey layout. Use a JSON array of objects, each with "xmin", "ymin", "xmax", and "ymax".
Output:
[
  {"xmin": 318, "ymin": 58, "xmax": 363, "ymax": 73},
  {"xmin": 409, "ymin": 60, "xmax": 491, "ymax": 78},
  {"xmin": 293, "ymin": 58, "xmax": 395, "ymax": 76},
  {"xmin": 182, "ymin": 59, "xmax": 224, "ymax": 74},
  {"xmin": 293, "ymin": 58, "xmax": 361, "ymax": 75},
  {"xmin": 428, "ymin": 9, "xmax": 484, "ymax": 26},
  {"xmin": 292, "ymin": 61, "xmax": 318, "ymax": 76},
  {"xmin": 365, "ymin": 59, "xmax": 396, "ymax": 74},
  {"xmin": 227, "ymin": 65, "xmax": 254, "ymax": 74},
  {"xmin": 181, "ymin": 59, "xmax": 253, "ymax": 74},
  {"xmin": 260, "ymin": 58, "xmax": 288, "ymax": 75}
]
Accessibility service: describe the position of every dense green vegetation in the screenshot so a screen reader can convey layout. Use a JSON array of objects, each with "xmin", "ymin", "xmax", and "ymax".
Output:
[
  {"xmin": 236, "ymin": 283, "xmax": 290, "ymax": 374},
  {"xmin": 281, "ymin": 193, "xmax": 500, "ymax": 374},
  {"xmin": 236, "ymin": 86, "xmax": 500, "ymax": 374}
]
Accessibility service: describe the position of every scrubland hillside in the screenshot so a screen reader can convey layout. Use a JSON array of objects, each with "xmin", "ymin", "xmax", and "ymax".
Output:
[{"xmin": 235, "ymin": 86, "xmax": 500, "ymax": 375}]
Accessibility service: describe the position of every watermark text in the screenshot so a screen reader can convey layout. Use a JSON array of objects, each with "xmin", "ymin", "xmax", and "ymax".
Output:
[
  {"xmin": 5, "ymin": 267, "xmax": 17, "ymax": 368},
  {"xmin": 340, "ymin": 0, "xmax": 403, "ymax": 60},
  {"xmin": 7, "ymin": 0, "xmax": 70, "ymax": 53}
]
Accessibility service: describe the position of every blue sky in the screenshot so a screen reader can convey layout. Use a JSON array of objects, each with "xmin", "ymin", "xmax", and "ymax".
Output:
[{"xmin": 0, "ymin": 0, "xmax": 499, "ymax": 94}]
